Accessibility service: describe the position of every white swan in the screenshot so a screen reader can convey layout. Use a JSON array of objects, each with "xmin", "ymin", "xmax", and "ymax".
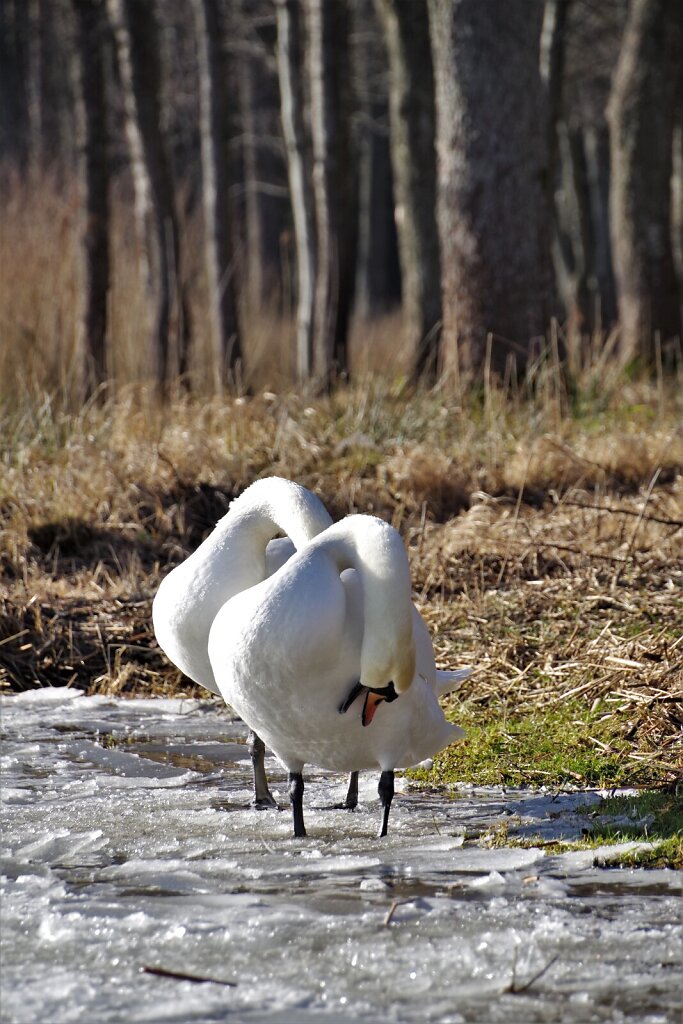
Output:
[
  {"xmin": 152, "ymin": 476, "xmax": 333, "ymax": 805},
  {"xmin": 207, "ymin": 514, "xmax": 468, "ymax": 837}
]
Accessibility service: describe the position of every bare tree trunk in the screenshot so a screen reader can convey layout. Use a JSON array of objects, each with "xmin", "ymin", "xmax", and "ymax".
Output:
[
  {"xmin": 541, "ymin": 0, "xmax": 577, "ymax": 324},
  {"xmin": 608, "ymin": 0, "xmax": 682, "ymax": 362},
  {"xmin": 276, "ymin": 0, "xmax": 316, "ymax": 382},
  {"xmin": 0, "ymin": 0, "xmax": 31, "ymax": 170},
  {"xmin": 354, "ymin": 92, "xmax": 400, "ymax": 319},
  {"xmin": 191, "ymin": 0, "xmax": 242, "ymax": 390},
  {"xmin": 237, "ymin": 3, "xmax": 286, "ymax": 314},
  {"xmin": 24, "ymin": 0, "xmax": 43, "ymax": 177},
  {"xmin": 540, "ymin": 0, "xmax": 570, "ymax": 201},
  {"xmin": 41, "ymin": 0, "xmax": 80, "ymax": 180},
  {"xmin": 72, "ymin": 0, "xmax": 111, "ymax": 399},
  {"xmin": 673, "ymin": 124, "xmax": 683, "ymax": 286},
  {"xmin": 429, "ymin": 0, "xmax": 555, "ymax": 379},
  {"xmin": 376, "ymin": 0, "xmax": 441, "ymax": 381},
  {"xmin": 107, "ymin": 0, "xmax": 186, "ymax": 392},
  {"xmin": 585, "ymin": 124, "xmax": 617, "ymax": 330},
  {"xmin": 354, "ymin": 1, "xmax": 400, "ymax": 320},
  {"xmin": 305, "ymin": 0, "xmax": 356, "ymax": 384},
  {"xmin": 238, "ymin": 37, "xmax": 265, "ymax": 315}
]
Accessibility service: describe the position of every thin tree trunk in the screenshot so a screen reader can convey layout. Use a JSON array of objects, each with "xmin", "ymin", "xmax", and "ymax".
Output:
[
  {"xmin": 540, "ymin": 0, "xmax": 570, "ymax": 204},
  {"xmin": 541, "ymin": 0, "xmax": 576, "ymax": 325},
  {"xmin": 276, "ymin": 0, "xmax": 316, "ymax": 382},
  {"xmin": 107, "ymin": 0, "xmax": 185, "ymax": 392},
  {"xmin": 354, "ymin": 4, "xmax": 400, "ymax": 320},
  {"xmin": 429, "ymin": 0, "xmax": 555, "ymax": 379},
  {"xmin": 72, "ymin": 0, "xmax": 111, "ymax": 399},
  {"xmin": 306, "ymin": 0, "xmax": 356, "ymax": 384},
  {"xmin": 608, "ymin": 0, "xmax": 682, "ymax": 362},
  {"xmin": 25, "ymin": 0, "xmax": 43, "ymax": 177},
  {"xmin": 567, "ymin": 119, "xmax": 599, "ymax": 330},
  {"xmin": 191, "ymin": 0, "xmax": 242, "ymax": 390},
  {"xmin": 0, "ymin": 0, "xmax": 31, "ymax": 169},
  {"xmin": 673, "ymin": 123, "xmax": 683, "ymax": 287},
  {"xmin": 585, "ymin": 124, "xmax": 617, "ymax": 330},
  {"xmin": 238, "ymin": 39, "xmax": 265, "ymax": 315},
  {"xmin": 41, "ymin": 0, "xmax": 79, "ymax": 180},
  {"xmin": 237, "ymin": 6, "xmax": 285, "ymax": 315},
  {"xmin": 376, "ymin": 0, "xmax": 441, "ymax": 382},
  {"xmin": 354, "ymin": 97, "xmax": 400, "ymax": 319}
]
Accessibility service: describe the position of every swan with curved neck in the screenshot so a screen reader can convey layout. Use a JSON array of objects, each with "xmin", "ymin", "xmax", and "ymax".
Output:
[
  {"xmin": 152, "ymin": 476, "xmax": 333, "ymax": 804},
  {"xmin": 208, "ymin": 514, "xmax": 468, "ymax": 837}
]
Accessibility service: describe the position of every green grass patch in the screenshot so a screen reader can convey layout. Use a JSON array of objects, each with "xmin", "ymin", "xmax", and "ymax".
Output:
[
  {"xmin": 580, "ymin": 790, "xmax": 683, "ymax": 868},
  {"xmin": 410, "ymin": 699, "xmax": 641, "ymax": 788},
  {"xmin": 479, "ymin": 790, "xmax": 683, "ymax": 869},
  {"xmin": 613, "ymin": 836, "xmax": 682, "ymax": 870}
]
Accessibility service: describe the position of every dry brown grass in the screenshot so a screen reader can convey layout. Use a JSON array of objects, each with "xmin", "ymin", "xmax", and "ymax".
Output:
[
  {"xmin": 1, "ymin": 173, "xmax": 681, "ymax": 785},
  {"xmin": 410, "ymin": 485, "xmax": 682, "ymax": 784},
  {"xmin": 1, "ymin": 375, "xmax": 681, "ymax": 783}
]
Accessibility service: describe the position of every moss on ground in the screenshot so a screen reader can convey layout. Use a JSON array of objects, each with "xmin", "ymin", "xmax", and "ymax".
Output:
[
  {"xmin": 477, "ymin": 790, "xmax": 683, "ymax": 870},
  {"xmin": 410, "ymin": 699, "xmax": 651, "ymax": 788},
  {"xmin": 579, "ymin": 790, "xmax": 683, "ymax": 868}
]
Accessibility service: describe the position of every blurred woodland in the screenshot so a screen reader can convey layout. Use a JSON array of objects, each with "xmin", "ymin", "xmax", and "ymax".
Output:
[{"xmin": 0, "ymin": 0, "xmax": 681, "ymax": 401}]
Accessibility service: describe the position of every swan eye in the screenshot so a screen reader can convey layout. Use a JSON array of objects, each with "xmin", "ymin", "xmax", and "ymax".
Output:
[
  {"xmin": 379, "ymin": 681, "xmax": 398, "ymax": 703},
  {"xmin": 338, "ymin": 680, "xmax": 399, "ymax": 721}
]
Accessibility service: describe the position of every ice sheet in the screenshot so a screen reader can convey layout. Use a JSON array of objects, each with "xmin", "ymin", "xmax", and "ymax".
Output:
[{"xmin": 1, "ymin": 693, "xmax": 681, "ymax": 1024}]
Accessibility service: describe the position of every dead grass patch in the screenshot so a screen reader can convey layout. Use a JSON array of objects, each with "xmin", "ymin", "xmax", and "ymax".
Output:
[{"xmin": 1, "ymin": 382, "xmax": 681, "ymax": 785}]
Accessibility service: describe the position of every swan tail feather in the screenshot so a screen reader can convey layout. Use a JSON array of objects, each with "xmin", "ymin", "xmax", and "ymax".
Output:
[{"xmin": 435, "ymin": 667, "xmax": 472, "ymax": 697}]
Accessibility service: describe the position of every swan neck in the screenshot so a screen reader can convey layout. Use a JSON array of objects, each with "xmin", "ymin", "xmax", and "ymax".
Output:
[
  {"xmin": 217, "ymin": 478, "xmax": 332, "ymax": 552},
  {"xmin": 319, "ymin": 518, "xmax": 415, "ymax": 691}
]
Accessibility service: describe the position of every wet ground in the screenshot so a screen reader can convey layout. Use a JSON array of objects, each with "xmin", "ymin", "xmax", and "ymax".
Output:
[{"xmin": 1, "ymin": 690, "xmax": 681, "ymax": 1023}]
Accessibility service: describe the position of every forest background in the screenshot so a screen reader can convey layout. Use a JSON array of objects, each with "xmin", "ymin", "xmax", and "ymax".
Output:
[{"xmin": 1, "ymin": 0, "xmax": 682, "ymax": 828}]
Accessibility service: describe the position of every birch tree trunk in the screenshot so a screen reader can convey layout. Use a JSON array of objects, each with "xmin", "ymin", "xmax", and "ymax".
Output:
[
  {"xmin": 72, "ymin": 0, "xmax": 111, "ymax": 398},
  {"xmin": 376, "ymin": 0, "xmax": 441, "ymax": 381},
  {"xmin": 191, "ymin": 0, "xmax": 242, "ymax": 390},
  {"xmin": 429, "ymin": 0, "xmax": 555, "ymax": 379},
  {"xmin": 608, "ymin": 0, "xmax": 682, "ymax": 362}
]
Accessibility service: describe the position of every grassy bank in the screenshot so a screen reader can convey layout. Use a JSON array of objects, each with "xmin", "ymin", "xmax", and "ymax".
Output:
[
  {"xmin": 477, "ymin": 790, "xmax": 683, "ymax": 870},
  {"xmin": 1, "ymin": 373, "xmax": 682, "ymax": 796}
]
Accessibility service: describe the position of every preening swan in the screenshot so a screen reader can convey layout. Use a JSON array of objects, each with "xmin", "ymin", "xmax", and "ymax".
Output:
[
  {"xmin": 152, "ymin": 476, "xmax": 333, "ymax": 805},
  {"xmin": 208, "ymin": 513, "xmax": 468, "ymax": 838}
]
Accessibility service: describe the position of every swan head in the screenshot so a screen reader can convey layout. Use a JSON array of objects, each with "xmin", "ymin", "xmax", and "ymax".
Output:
[
  {"xmin": 340, "ymin": 635, "xmax": 417, "ymax": 726},
  {"xmin": 361, "ymin": 635, "xmax": 416, "ymax": 695}
]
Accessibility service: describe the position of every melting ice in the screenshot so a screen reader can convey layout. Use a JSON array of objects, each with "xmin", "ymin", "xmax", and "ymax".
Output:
[{"xmin": 1, "ymin": 689, "xmax": 681, "ymax": 1023}]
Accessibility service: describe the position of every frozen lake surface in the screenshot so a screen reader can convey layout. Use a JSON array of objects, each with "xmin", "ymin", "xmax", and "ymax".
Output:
[{"xmin": 1, "ymin": 690, "xmax": 681, "ymax": 1024}]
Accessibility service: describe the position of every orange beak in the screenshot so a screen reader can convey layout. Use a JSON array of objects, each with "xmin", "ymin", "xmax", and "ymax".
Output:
[{"xmin": 362, "ymin": 690, "xmax": 386, "ymax": 727}]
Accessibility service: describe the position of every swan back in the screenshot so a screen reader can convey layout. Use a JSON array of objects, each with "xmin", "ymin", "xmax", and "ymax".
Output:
[{"xmin": 152, "ymin": 477, "xmax": 332, "ymax": 692}]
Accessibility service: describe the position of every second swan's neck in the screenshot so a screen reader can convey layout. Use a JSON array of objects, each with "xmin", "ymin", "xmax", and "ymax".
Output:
[
  {"xmin": 314, "ymin": 515, "xmax": 416, "ymax": 692},
  {"xmin": 211, "ymin": 477, "xmax": 332, "ymax": 555}
]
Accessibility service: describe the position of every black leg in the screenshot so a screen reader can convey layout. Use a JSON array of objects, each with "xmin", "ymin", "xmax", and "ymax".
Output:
[
  {"xmin": 377, "ymin": 770, "xmax": 394, "ymax": 838},
  {"xmin": 288, "ymin": 771, "xmax": 306, "ymax": 838},
  {"xmin": 344, "ymin": 771, "xmax": 359, "ymax": 811},
  {"xmin": 247, "ymin": 730, "xmax": 277, "ymax": 808}
]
